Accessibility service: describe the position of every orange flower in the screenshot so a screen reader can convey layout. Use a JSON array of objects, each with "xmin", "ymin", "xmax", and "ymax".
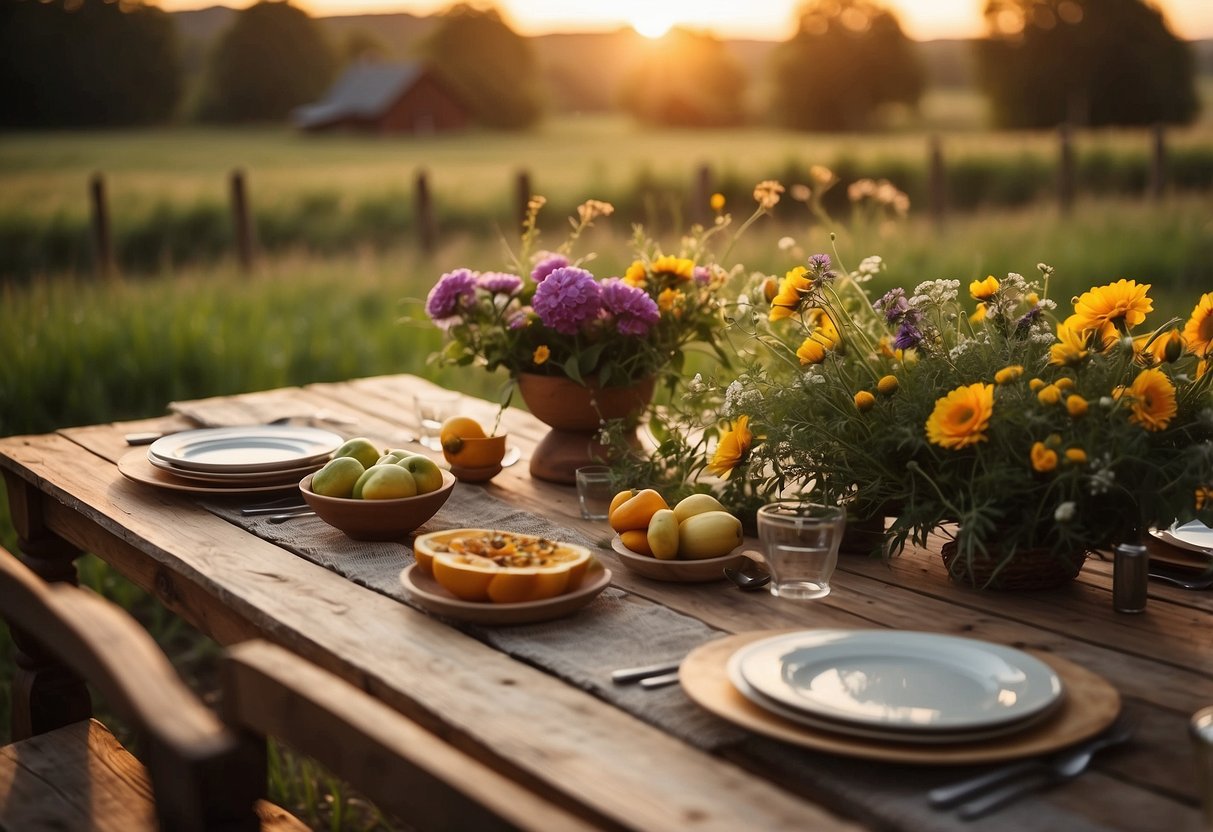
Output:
[
  {"xmin": 1183, "ymin": 292, "xmax": 1213, "ymax": 358},
  {"xmin": 651, "ymin": 255, "xmax": 694, "ymax": 282},
  {"xmin": 795, "ymin": 312, "xmax": 839, "ymax": 365},
  {"xmin": 925, "ymin": 383, "xmax": 994, "ymax": 450},
  {"xmin": 710, "ymin": 192, "xmax": 726, "ymax": 212},
  {"xmin": 1066, "ymin": 394, "xmax": 1089, "ymax": 418},
  {"xmin": 994, "ymin": 365, "xmax": 1023, "ymax": 385},
  {"xmin": 1115, "ymin": 367, "xmax": 1177, "ymax": 431},
  {"xmin": 1037, "ymin": 384, "xmax": 1061, "ymax": 405},
  {"xmin": 1049, "ymin": 322, "xmax": 1089, "ymax": 366},
  {"xmin": 532, "ymin": 345, "xmax": 550, "ymax": 365},
  {"xmin": 854, "ymin": 390, "xmax": 876, "ymax": 411},
  {"xmin": 1030, "ymin": 441, "xmax": 1058, "ymax": 473},
  {"xmin": 707, "ymin": 416, "xmax": 753, "ymax": 478},
  {"xmin": 623, "ymin": 260, "xmax": 647, "ymax": 288},
  {"xmin": 1064, "ymin": 448, "xmax": 1088, "ymax": 465},
  {"xmin": 877, "ymin": 374, "xmax": 899, "ymax": 395},
  {"xmin": 769, "ymin": 267, "xmax": 813, "ymax": 322},
  {"xmin": 1069, "ymin": 279, "xmax": 1153, "ymax": 334}
]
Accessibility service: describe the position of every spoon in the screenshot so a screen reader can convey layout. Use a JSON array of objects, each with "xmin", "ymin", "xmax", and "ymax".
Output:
[
  {"xmin": 268, "ymin": 510, "xmax": 316, "ymax": 523},
  {"xmin": 1149, "ymin": 570, "xmax": 1213, "ymax": 590},
  {"xmin": 724, "ymin": 558, "xmax": 771, "ymax": 591}
]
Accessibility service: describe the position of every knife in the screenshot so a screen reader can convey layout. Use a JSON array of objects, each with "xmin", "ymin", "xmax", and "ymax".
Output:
[
  {"xmin": 610, "ymin": 660, "xmax": 682, "ymax": 685},
  {"xmin": 928, "ymin": 718, "xmax": 1133, "ymax": 810}
]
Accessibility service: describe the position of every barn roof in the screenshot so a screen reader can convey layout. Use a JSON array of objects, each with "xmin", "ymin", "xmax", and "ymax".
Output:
[{"xmin": 293, "ymin": 62, "xmax": 429, "ymax": 129}]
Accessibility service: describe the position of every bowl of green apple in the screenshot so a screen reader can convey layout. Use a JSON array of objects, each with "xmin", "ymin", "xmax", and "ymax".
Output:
[{"xmin": 300, "ymin": 438, "xmax": 455, "ymax": 541}]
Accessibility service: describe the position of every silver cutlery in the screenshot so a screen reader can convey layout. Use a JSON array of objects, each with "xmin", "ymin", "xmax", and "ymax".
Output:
[
  {"xmin": 611, "ymin": 660, "xmax": 682, "ymax": 686},
  {"xmin": 267, "ymin": 510, "xmax": 317, "ymax": 523},
  {"xmin": 724, "ymin": 559, "xmax": 771, "ymax": 591},
  {"xmin": 1148, "ymin": 569, "xmax": 1213, "ymax": 590},
  {"xmin": 242, "ymin": 503, "xmax": 308, "ymax": 516},
  {"xmin": 929, "ymin": 718, "xmax": 1133, "ymax": 816}
]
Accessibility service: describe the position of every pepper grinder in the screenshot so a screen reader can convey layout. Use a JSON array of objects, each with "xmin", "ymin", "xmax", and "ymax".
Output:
[{"xmin": 1113, "ymin": 542, "xmax": 1148, "ymax": 613}]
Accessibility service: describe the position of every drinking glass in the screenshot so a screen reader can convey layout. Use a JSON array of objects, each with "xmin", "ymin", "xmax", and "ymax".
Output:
[
  {"xmin": 575, "ymin": 466, "xmax": 614, "ymax": 520},
  {"xmin": 1193, "ymin": 706, "xmax": 1213, "ymax": 830},
  {"xmin": 756, "ymin": 501, "xmax": 845, "ymax": 600},
  {"xmin": 414, "ymin": 391, "xmax": 461, "ymax": 451}
]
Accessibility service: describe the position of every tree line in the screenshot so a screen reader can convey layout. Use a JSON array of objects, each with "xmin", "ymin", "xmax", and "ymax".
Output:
[{"xmin": 0, "ymin": 0, "xmax": 1200, "ymax": 132}]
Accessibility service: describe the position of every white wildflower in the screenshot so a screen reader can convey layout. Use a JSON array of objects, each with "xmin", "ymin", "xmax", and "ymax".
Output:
[
  {"xmin": 778, "ymin": 236, "xmax": 796, "ymax": 251},
  {"xmin": 910, "ymin": 279, "xmax": 960, "ymax": 308},
  {"xmin": 1054, "ymin": 502, "xmax": 1076, "ymax": 522}
]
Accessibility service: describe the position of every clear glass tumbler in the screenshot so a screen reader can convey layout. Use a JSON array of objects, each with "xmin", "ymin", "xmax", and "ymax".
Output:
[
  {"xmin": 575, "ymin": 465, "xmax": 614, "ymax": 520},
  {"xmin": 414, "ymin": 391, "xmax": 461, "ymax": 451},
  {"xmin": 756, "ymin": 501, "xmax": 846, "ymax": 600}
]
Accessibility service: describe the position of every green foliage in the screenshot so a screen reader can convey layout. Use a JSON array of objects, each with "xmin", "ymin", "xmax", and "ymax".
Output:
[
  {"xmin": 196, "ymin": 1, "xmax": 337, "ymax": 123},
  {"xmin": 419, "ymin": 4, "xmax": 542, "ymax": 130},
  {"xmin": 769, "ymin": 0, "xmax": 924, "ymax": 132},
  {"xmin": 0, "ymin": 0, "xmax": 182, "ymax": 127},
  {"xmin": 977, "ymin": 0, "xmax": 1199, "ymax": 128},
  {"xmin": 619, "ymin": 28, "xmax": 747, "ymax": 127}
]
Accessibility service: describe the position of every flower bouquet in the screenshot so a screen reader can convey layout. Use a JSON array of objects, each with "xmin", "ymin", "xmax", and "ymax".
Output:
[{"xmin": 653, "ymin": 251, "xmax": 1213, "ymax": 588}]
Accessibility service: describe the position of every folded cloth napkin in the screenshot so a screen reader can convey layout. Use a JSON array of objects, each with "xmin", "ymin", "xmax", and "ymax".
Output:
[{"xmin": 202, "ymin": 482, "xmax": 743, "ymax": 750}]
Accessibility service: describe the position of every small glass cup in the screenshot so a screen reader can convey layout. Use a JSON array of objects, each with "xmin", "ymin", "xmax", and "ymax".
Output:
[
  {"xmin": 414, "ymin": 391, "xmax": 461, "ymax": 451},
  {"xmin": 756, "ymin": 501, "xmax": 845, "ymax": 600},
  {"xmin": 1192, "ymin": 706, "xmax": 1213, "ymax": 830},
  {"xmin": 575, "ymin": 466, "xmax": 614, "ymax": 521}
]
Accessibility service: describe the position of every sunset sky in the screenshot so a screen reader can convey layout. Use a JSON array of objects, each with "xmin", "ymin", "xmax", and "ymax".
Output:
[{"xmin": 163, "ymin": 0, "xmax": 1213, "ymax": 40}]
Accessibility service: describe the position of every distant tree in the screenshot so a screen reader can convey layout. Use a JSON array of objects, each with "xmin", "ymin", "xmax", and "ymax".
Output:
[
  {"xmin": 977, "ymin": 0, "xmax": 1198, "ymax": 128},
  {"xmin": 0, "ymin": 0, "xmax": 182, "ymax": 127},
  {"xmin": 418, "ymin": 4, "xmax": 542, "ymax": 130},
  {"xmin": 196, "ymin": 0, "xmax": 336, "ymax": 123},
  {"xmin": 768, "ymin": 0, "xmax": 924, "ymax": 132},
  {"xmin": 619, "ymin": 29, "xmax": 747, "ymax": 127}
]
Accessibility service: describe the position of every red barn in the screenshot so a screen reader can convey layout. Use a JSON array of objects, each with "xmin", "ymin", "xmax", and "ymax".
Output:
[{"xmin": 293, "ymin": 62, "xmax": 471, "ymax": 134}]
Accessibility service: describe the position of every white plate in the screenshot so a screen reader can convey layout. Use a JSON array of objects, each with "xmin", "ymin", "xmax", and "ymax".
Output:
[
  {"xmin": 1150, "ymin": 520, "xmax": 1213, "ymax": 557},
  {"xmin": 725, "ymin": 653, "xmax": 1060, "ymax": 745},
  {"xmin": 149, "ymin": 426, "xmax": 343, "ymax": 473},
  {"xmin": 146, "ymin": 452, "xmax": 323, "ymax": 484},
  {"xmin": 735, "ymin": 630, "xmax": 1063, "ymax": 732}
]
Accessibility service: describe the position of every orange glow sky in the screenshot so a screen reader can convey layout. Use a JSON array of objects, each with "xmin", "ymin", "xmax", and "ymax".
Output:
[{"xmin": 163, "ymin": 0, "xmax": 1213, "ymax": 40}]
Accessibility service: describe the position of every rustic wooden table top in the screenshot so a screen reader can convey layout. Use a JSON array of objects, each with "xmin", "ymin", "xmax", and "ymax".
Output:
[{"xmin": 2, "ymin": 373, "xmax": 1209, "ymax": 832}]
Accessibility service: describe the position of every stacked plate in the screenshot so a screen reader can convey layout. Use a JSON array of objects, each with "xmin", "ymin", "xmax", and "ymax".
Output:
[
  {"xmin": 144, "ymin": 426, "xmax": 344, "ymax": 490},
  {"xmin": 725, "ymin": 630, "xmax": 1065, "ymax": 745}
]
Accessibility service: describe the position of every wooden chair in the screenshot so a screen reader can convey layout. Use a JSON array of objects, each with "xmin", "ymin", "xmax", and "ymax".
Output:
[{"xmin": 0, "ymin": 546, "xmax": 597, "ymax": 831}]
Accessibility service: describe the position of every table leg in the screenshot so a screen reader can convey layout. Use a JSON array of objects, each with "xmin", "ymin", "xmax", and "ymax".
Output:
[{"xmin": 3, "ymin": 471, "xmax": 91, "ymax": 740}]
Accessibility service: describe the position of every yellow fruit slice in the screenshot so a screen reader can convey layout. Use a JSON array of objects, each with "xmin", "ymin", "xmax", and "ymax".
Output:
[{"xmin": 415, "ymin": 529, "xmax": 592, "ymax": 604}]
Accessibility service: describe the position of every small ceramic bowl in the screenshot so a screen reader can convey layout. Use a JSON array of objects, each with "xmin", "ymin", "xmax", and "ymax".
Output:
[
  {"xmin": 443, "ymin": 434, "xmax": 507, "ymax": 483},
  {"xmin": 610, "ymin": 536, "xmax": 747, "ymax": 582},
  {"xmin": 299, "ymin": 470, "xmax": 455, "ymax": 541}
]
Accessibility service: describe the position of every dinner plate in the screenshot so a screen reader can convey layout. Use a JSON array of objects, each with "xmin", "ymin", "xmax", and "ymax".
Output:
[
  {"xmin": 149, "ymin": 426, "xmax": 343, "ymax": 473},
  {"xmin": 146, "ymin": 452, "xmax": 323, "ymax": 484},
  {"xmin": 735, "ymin": 629, "xmax": 1062, "ymax": 732},
  {"xmin": 725, "ymin": 654, "xmax": 1060, "ymax": 745},
  {"xmin": 1150, "ymin": 520, "xmax": 1213, "ymax": 557},
  {"xmin": 118, "ymin": 449, "xmax": 303, "ymax": 495},
  {"xmin": 681, "ymin": 630, "xmax": 1119, "ymax": 765},
  {"xmin": 399, "ymin": 563, "xmax": 611, "ymax": 625},
  {"xmin": 610, "ymin": 536, "xmax": 747, "ymax": 582}
]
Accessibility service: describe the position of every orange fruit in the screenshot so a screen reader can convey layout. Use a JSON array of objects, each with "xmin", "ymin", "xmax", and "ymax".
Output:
[
  {"xmin": 439, "ymin": 416, "xmax": 487, "ymax": 455},
  {"xmin": 420, "ymin": 529, "xmax": 592, "ymax": 603},
  {"xmin": 608, "ymin": 488, "xmax": 669, "ymax": 533}
]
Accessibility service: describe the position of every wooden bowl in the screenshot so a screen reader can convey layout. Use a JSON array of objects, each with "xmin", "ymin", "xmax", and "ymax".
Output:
[
  {"xmin": 299, "ymin": 470, "xmax": 455, "ymax": 541},
  {"xmin": 610, "ymin": 536, "xmax": 747, "ymax": 582}
]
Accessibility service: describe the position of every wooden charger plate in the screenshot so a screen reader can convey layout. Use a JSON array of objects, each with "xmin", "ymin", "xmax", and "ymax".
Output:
[
  {"xmin": 118, "ymin": 449, "xmax": 304, "ymax": 495},
  {"xmin": 399, "ymin": 563, "xmax": 611, "ymax": 625},
  {"xmin": 681, "ymin": 629, "xmax": 1120, "ymax": 765}
]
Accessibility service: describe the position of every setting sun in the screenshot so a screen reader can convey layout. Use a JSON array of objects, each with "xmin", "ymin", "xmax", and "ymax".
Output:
[{"xmin": 631, "ymin": 12, "xmax": 674, "ymax": 39}]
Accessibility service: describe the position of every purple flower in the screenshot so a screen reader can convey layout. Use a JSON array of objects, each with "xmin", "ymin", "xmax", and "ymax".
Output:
[
  {"xmin": 873, "ymin": 288, "xmax": 909, "ymax": 323},
  {"xmin": 693, "ymin": 265, "xmax": 712, "ymax": 285},
  {"xmin": 601, "ymin": 278, "xmax": 660, "ymax": 336},
  {"xmin": 530, "ymin": 254, "xmax": 569, "ymax": 283},
  {"xmin": 1016, "ymin": 305, "xmax": 1043, "ymax": 332},
  {"xmin": 892, "ymin": 320, "xmax": 924, "ymax": 351},
  {"xmin": 808, "ymin": 253, "xmax": 831, "ymax": 271},
  {"xmin": 532, "ymin": 267, "xmax": 602, "ymax": 335},
  {"xmin": 426, "ymin": 268, "xmax": 477, "ymax": 321},
  {"xmin": 477, "ymin": 271, "xmax": 523, "ymax": 296},
  {"xmin": 507, "ymin": 307, "xmax": 534, "ymax": 330}
]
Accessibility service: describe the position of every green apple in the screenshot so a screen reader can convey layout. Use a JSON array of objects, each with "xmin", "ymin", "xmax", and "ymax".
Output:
[
  {"xmin": 310, "ymin": 457, "xmax": 365, "ymax": 498},
  {"xmin": 332, "ymin": 437, "xmax": 381, "ymax": 470},
  {"xmin": 398, "ymin": 454, "xmax": 443, "ymax": 494},
  {"xmin": 359, "ymin": 465, "xmax": 418, "ymax": 500}
]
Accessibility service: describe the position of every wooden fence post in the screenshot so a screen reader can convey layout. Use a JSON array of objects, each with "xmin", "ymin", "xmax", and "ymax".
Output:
[
  {"xmin": 1148, "ymin": 123, "xmax": 1167, "ymax": 201},
  {"xmin": 927, "ymin": 135, "xmax": 946, "ymax": 228},
  {"xmin": 415, "ymin": 169, "xmax": 436, "ymax": 253},
  {"xmin": 515, "ymin": 169, "xmax": 532, "ymax": 230},
  {"xmin": 88, "ymin": 173, "xmax": 113, "ymax": 279},
  {"xmin": 1057, "ymin": 123, "xmax": 1075, "ymax": 214},
  {"xmin": 692, "ymin": 163, "xmax": 713, "ymax": 225},
  {"xmin": 229, "ymin": 169, "xmax": 256, "ymax": 272}
]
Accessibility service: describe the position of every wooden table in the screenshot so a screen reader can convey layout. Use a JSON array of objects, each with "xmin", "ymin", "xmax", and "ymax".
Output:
[{"xmin": 2, "ymin": 373, "xmax": 1209, "ymax": 832}]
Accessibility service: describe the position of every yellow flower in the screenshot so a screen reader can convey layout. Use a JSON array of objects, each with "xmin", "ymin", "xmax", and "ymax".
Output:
[
  {"xmin": 854, "ymin": 390, "xmax": 876, "ymax": 411},
  {"xmin": 994, "ymin": 365, "xmax": 1023, "ymax": 385},
  {"xmin": 658, "ymin": 287, "xmax": 685, "ymax": 315},
  {"xmin": 969, "ymin": 303, "xmax": 987, "ymax": 323},
  {"xmin": 1069, "ymin": 279, "xmax": 1153, "ymax": 334},
  {"xmin": 1037, "ymin": 384, "xmax": 1061, "ymax": 405},
  {"xmin": 1030, "ymin": 441, "xmax": 1058, "ymax": 473},
  {"xmin": 623, "ymin": 260, "xmax": 647, "ymax": 288},
  {"xmin": 1029, "ymin": 378, "xmax": 1046, "ymax": 392},
  {"xmin": 532, "ymin": 345, "xmax": 550, "ymax": 365},
  {"xmin": 925, "ymin": 383, "xmax": 994, "ymax": 450},
  {"xmin": 769, "ymin": 266, "xmax": 813, "ymax": 322},
  {"xmin": 1198, "ymin": 486, "xmax": 1211, "ymax": 511},
  {"xmin": 1054, "ymin": 377, "xmax": 1074, "ymax": 390},
  {"xmin": 1066, "ymin": 394, "xmax": 1089, "ymax": 418},
  {"xmin": 707, "ymin": 415, "xmax": 752, "ymax": 479},
  {"xmin": 1116, "ymin": 367, "xmax": 1177, "ymax": 431},
  {"xmin": 651, "ymin": 255, "xmax": 694, "ymax": 282},
  {"xmin": 1182, "ymin": 292, "xmax": 1213, "ymax": 358},
  {"xmin": 710, "ymin": 192, "xmax": 726, "ymax": 212},
  {"xmin": 877, "ymin": 374, "xmax": 899, "ymax": 395},
  {"xmin": 796, "ymin": 336, "xmax": 828, "ymax": 365},
  {"xmin": 970, "ymin": 276, "xmax": 1000, "ymax": 300},
  {"xmin": 1049, "ymin": 322, "xmax": 1089, "ymax": 366},
  {"xmin": 1200, "ymin": 358, "xmax": 1210, "ymax": 380},
  {"xmin": 1064, "ymin": 448, "xmax": 1088, "ymax": 465},
  {"xmin": 761, "ymin": 275, "xmax": 779, "ymax": 302}
]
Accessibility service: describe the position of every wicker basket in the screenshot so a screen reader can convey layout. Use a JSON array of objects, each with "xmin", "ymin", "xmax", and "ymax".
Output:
[{"xmin": 940, "ymin": 540, "xmax": 1087, "ymax": 590}]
